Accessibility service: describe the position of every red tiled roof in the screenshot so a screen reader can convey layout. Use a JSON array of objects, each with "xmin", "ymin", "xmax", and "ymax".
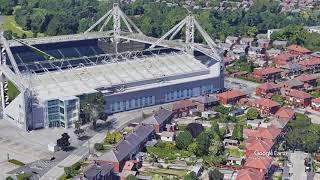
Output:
[
  {"xmin": 217, "ymin": 90, "xmax": 246, "ymax": 100},
  {"xmin": 236, "ymin": 168, "xmax": 264, "ymax": 180},
  {"xmin": 172, "ymin": 99, "xmax": 194, "ymax": 110},
  {"xmin": 257, "ymin": 82, "xmax": 280, "ymax": 91},
  {"xmin": 254, "ymin": 98, "xmax": 280, "ymax": 108},
  {"xmin": 245, "ymin": 155, "xmax": 272, "ymax": 170},
  {"xmin": 288, "ymin": 89, "xmax": 312, "ymax": 99},
  {"xmin": 273, "ymin": 53, "xmax": 296, "ymax": 64},
  {"xmin": 295, "ymin": 74, "xmax": 318, "ymax": 82},
  {"xmin": 312, "ymin": 98, "xmax": 320, "ymax": 104},
  {"xmin": 245, "ymin": 126, "xmax": 281, "ymax": 140},
  {"xmin": 246, "ymin": 138, "xmax": 274, "ymax": 152},
  {"xmin": 287, "ymin": 44, "xmax": 311, "ymax": 54},
  {"xmin": 253, "ymin": 67, "xmax": 282, "ymax": 76},
  {"xmin": 299, "ymin": 57, "xmax": 320, "ymax": 67},
  {"xmin": 275, "ymin": 107, "xmax": 295, "ymax": 120}
]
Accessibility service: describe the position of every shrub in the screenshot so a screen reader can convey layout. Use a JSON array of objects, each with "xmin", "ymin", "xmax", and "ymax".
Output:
[
  {"xmin": 17, "ymin": 173, "xmax": 32, "ymax": 180},
  {"xmin": 176, "ymin": 131, "xmax": 193, "ymax": 150},
  {"xmin": 6, "ymin": 177, "xmax": 14, "ymax": 180},
  {"xmin": 104, "ymin": 132, "xmax": 123, "ymax": 144},
  {"xmin": 94, "ymin": 143, "xmax": 105, "ymax": 151}
]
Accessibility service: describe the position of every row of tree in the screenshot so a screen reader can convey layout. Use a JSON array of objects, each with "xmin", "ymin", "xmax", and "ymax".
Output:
[{"xmin": 12, "ymin": 0, "xmax": 320, "ymax": 39}]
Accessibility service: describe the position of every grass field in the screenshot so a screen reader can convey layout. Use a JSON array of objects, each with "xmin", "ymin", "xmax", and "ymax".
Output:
[
  {"xmin": 4, "ymin": 16, "xmax": 44, "ymax": 38},
  {"xmin": 8, "ymin": 81, "xmax": 19, "ymax": 102}
]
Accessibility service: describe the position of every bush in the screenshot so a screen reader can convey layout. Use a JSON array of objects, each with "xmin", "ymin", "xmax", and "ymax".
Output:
[
  {"xmin": 8, "ymin": 159, "xmax": 25, "ymax": 166},
  {"xmin": 6, "ymin": 177, "xmax": 14, "ymax": 180},
  {"xmin": 176, "ymin": 131, "xmax": 193, "ymax": 150},
  {"xmin": 246, "ymin": 108, "xmax": 259, "ymax": 120},
  {"xmin": 94, "ymin": 143, "xmax": 105, "ymax": 151},
  {"xmin": 17, "ymin": 173, "xmax": 32, "ymax": 180},
  {"xmin": 104, "ymin": 132, "xmax": 123, "ymax": 144}
]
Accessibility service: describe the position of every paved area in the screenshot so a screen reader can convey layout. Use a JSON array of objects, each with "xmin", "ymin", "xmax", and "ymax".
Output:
[
  {"xmin": 0, "ymin": 120, "xmax": 83, "ymax": 178},
  {"xmin": 289, "ymin": 151, "xmax": 308, "ymax": 180},
  {"xmin": 225, "ymin": 77, "xmax": 260, "ymax": 94}
]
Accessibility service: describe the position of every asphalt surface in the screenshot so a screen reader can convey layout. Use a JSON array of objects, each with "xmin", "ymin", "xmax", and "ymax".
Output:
[{"xmin": 289, "ymin": 151, "xmax": 308, "ymax": 180}]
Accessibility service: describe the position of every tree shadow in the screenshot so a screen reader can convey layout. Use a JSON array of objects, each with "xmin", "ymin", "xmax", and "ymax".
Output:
[
  {"xmin": 78, "ymin": 135, "xmax": 90, "ymax": 141},
  {"xmin": 94, "ymin": 118, "xmax": 117, "ymax": 133}
]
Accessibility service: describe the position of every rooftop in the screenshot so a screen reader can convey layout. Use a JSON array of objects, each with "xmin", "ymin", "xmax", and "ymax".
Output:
[
  {"xmin": 254, "ymin": 98, "xmax": 280, "ymax": 108},
  {"xmin": 217, "ymin": 90, "xmax": 246, "ymax": 100},
  {"xmin": 253, "ymin": 67, "xmax": 282, "ymax": 76},
  {"xmin": 256, "ymin": 82, "xmax": 280, "ymax": 90},
  {"xmin": 287, "ymin": 89, "xmax": 312, "ymax": 99},
  {"xmin": 142, "ymin": 107, "xmax": 173, "ymax": 126},
  {"xmin": 295, "ymin": 74, "xmax": 318, "ymax": 82},
  {"xmin": 286, "ymin": 44, "xmax": 311, "ymax": 54},
  {"xmin": 236, "ymin": 168, "xmax": 264, "ymax": 180}
]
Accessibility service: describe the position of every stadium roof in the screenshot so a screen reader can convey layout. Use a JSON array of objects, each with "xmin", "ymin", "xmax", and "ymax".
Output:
[{"xmin": 29, "ymin": 52, "xmax": 219, "ymax": 101}]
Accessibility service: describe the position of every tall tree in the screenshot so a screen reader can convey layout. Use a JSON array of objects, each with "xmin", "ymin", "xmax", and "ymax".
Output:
[
  {"xmin": 208, "ymin": 169, "xmax": 224, "ymax": 180},
  {"xmin": 176, "ymin": 131, "xmax": 193, "ymax": 150}
]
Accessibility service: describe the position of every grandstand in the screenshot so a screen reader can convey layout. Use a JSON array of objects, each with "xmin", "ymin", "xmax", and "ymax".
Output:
[{"xmin": 0, "ymin": 4, "xmax": 224, "ymax": 131}]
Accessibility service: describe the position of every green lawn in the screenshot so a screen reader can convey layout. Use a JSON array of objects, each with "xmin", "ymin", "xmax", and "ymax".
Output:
[
  {"xmin": 141, "ymin": 168, "xmax": 188, "ymax": 177},
  {"xmin": 8, "ymin": 159, "xmax": 25, "ymax": 166},
  {"xmin": 4, "ymin": 16, "xmax": 44, "ymax": 38},
  {"xmin": 225, "ymin": 148, "xmax": 244, "ymax": 158}
]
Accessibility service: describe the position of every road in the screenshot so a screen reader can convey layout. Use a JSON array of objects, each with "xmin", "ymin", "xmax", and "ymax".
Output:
[
  {"xmin": 40, "ymin": 104, "xmax": 164, "ymax": 180},
  {"xmin": 289, "ymin": 151, "xmax": 308, "ymax": 180}
]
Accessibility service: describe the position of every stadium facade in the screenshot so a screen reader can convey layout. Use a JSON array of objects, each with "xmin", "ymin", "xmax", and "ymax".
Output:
[{"xmin": 0, "ymin": 4, "xmax": 224, "ymax": 131}]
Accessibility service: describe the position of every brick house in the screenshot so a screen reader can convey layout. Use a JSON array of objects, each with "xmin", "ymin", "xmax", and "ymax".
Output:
[
  {"xmin": 286, "ymin": 44, "xmax": 311, "ymax": 55},
  {"xmin": 275, "ymin": 107, "xmax": 296, "ymax": 122},
  {"xmin": 236, "ymin": 168, "xmax": 265, "ymax": 180},
  {"xmin": 295, "ymin": 74, "xmax": 318, "ymax": 88},
  {"xmin": 171, "ymin": 99, "xmax": 196, "ymax": 118},
  {"xmin": 193, "ymin": 95, "xmax": 218, "ymax": 112},
  {"xmin": 245, "ymin": 138, "xmax": 274, "ymax": 158},
  {"xmin": 252, "ymin": 67, "xmax": 283, "ymax": 82},
  {"xmin": 96, "ymin": 125, "xmax": 154, "ymax": 173},
  {"xmin": 251, "ymin": 98, "xmax": 280, "ymax": 116},
  {"xmin": 217, "ymin": 90, "xmax": 247, "ymax": 105},
  {"xmin": 244, "ymin": 126, "xmax": 281, "ymax": 142},
  {"xmin": 311, "ymin": 98, "xmax": 320, "ymax": 111},
  {"xmin": 83, "ymin": 164, "xmax": 117, "ymax": 180},
  {"xmin": 255, "ymin": 83, "xmax": 281, "ymax": 97},
  {"xmin": 280, "ymin": 79, "xmax": 304, "ymax": 90},
  {"xmin": 273, "ymin": 53, "xmax": 296, "ymax": 67},
  {"xmin": 244, "ymin": 155, "xmax": 273, "ymax": 177},
  {"xmin": 142, "ymin": 107, "xmax": 173, "ymax": 133},
  {"xmin": 299, "ymin": 57, "xmax": 320, "ymax": 73},
  {"xmin": 286, "ymin": 89, "xmax": 313, "ymax": 108}
]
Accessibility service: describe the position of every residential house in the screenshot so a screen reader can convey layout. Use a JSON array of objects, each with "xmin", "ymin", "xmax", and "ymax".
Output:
[
  {"xmin": 295, "ymin": 74, "xmax": 318, "ymax": 88},
  {"xmin": 83, "ymin": 164, "xmax": 116, "ymax": 180},
  {"xmin": 142, "ymin": 107, "xmax": 173, "ymax": 133},
  {"xmin": 273, "ymin": 53, "xmax": 296, "ymax": 67},
  {"xmin": 272, "ymin": 40, "xmax": 287, "ymax": 48},
  {"xmin": 281, "ymin": 62, "xmax": 302, "ymax": 78},
  {"xmin": 226, "ymin": 36, "xmax": 239, "ymax": 45},
  {"xmin": 236, "ymin": 168, "xmax": 265, "ymax": 180},
  {"xmin": 255, "ymin": 82, "xmax": 281, "ymax": 98},
  {"xmin": 245, "ymin": 138, "xmax": 274, "ymax": 157},
  {"xmin": 286, "ymin": 89, "xmax": 312, "ymax": 108},
  {"xmin": 171, "ymin": 99, "xmax": 196, "ymax": 118},
  {"xmin": 223, "ymin": 139, "xmax": 239, "ymax": 147},
  {"xmin": 299, "ymin": 57, "xmax": 320, "ymax": 73},
  {"xmin": 95, "ymin": 125, "xmax": 155, "ymax": 172},
  {"xmin": 311, "ymin": 98, "xmax": 320, "ymax": 111},
  {"xmin": 160, "ymin": 131, "xmax": 175, "ymax": 142},
  {"xmin": 193, "ymin": 95, "xmax": 218, "ymax": 112},
  {"xmin": 201, "ymin": 110, "xmax": 218, "ymax": 119},
  {"xmin": 217, "ymin": 90, "xmax": 247, "ymax": 105},
  {"xmin": 266, "ymin": 48, "xmax": 281, "ymax": 57},
  {"xmin": 257, "ymin": 39, "xmax": 270, "ymax": 48},
  {"xmin": 280, "ymin": 79, "xmax": 304, "ymax": 90},
  {"xmin": 244, "ymin": 155, "xmax": 273, "ymax": 176},
  {"xmin": 286, "ymin": 44, "xmax": 311, "ymax": 55},
  {"xmin": 248, "ymin": 47, "xmax": 263, "ymax": 58},
  {"xmin": 275, "ymin": 107, "xmax": 296, "ymax": 123},
  {"xmin": 244, "ymin": 125, "xmax": 281, "ymax": 142},
  {"xmin": 232, "ymin": 44, "xmax": 247, "ymax": 56},
  {"xmin": 251, "ymin": 98, "xmax": 280, "ymax": 116},
  {"xmin": 228, "ymin": 108, "xmax": 245, "ymax": 117},
  {"xmin": 240, "ymin": 37, "xmax": 254, "ymax": 46},
  {"xmin": 252, "ymin": 67, "xmax": 283, "ymax": 82}
]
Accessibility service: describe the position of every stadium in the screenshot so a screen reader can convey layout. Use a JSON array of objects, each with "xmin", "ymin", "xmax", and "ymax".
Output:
[{"xmin": 0, "ymin": 4, "xmax": 224, "ymax": 131}]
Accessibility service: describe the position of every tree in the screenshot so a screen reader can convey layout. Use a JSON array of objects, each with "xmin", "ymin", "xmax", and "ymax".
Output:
[
  {"xmin": 187, "ymin": 123, "xmax": 204, "ymax": 138},
  {"xmin": 126, "ymin": 175, "xmax": 138, "ymax": 180},
  {"xmin": 3, "ymin": 30, "xmax": 13, "ymax": 40},
  {"xmin": 104, "ymin": 132, "xmax": 123, "ymax": 144},
  {"xmin": 73, "ymin": 121, "xmax": 85, "ymax": 139},
  {"xmin": 94, "ymin": 143, "xmax": 105, "ymax": 151},
  {"xmin": 80, "ymin": 93, "xmax": 106, "ymax": 129},
  {"xmin": 57, "ymin": 133, "xmax": 70, "ymax": 150},
  {"xmin": 208, "ymin": 169, "xmax": 224, "ymax": 180},
  {"xmin": 184, "ymin": 172, "xmax": 199, "ymax": 180},
  {"xmin": 246, "ymin": 108, "xmax": 259, "ymax": 120},
  {"xmin": 208, "ymin": 120, "xmax": 220, "ymax": 138},
  {"xmin": 195, "ymin": 132, "xmax": 210, "ymax": 156},
  {"xmin": 232, "ymin": 123, "xmax": 243, "ymax": 141},
  {"xmin": 209, "ymin": 134, "xmax": 224, "ymax": 156},
  {"xmin": 176, "ymin": 131, "xmax": 193, "ymax": 150}
]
